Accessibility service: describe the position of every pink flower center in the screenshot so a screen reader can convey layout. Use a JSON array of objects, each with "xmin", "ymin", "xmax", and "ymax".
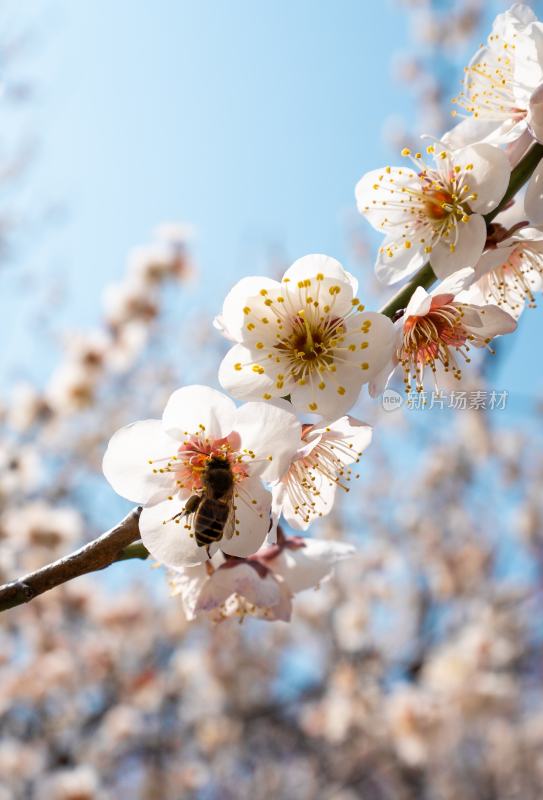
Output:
[
  {"xmin": 399, "ymin": 294, "xmax": 471, "ymax": 392},
  {"xmin": 174, "ymin": 432, "xmax": 249, "ymax": 493}
]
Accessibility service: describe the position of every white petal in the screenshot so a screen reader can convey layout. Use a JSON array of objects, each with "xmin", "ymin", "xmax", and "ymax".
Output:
[
  {"xmin": 317, "ymin": 415, "xmax": 373, "ymax": 462},
  {"xmin": 195, "ymin": 563, "xmax": 286, "ymax": 616},
  {"xmin": 162, "ymin": 385, "xmax": 236, "ymax": 440},
  {"xmin": 529, "ymin": 82, "xmax": 543, "ymax": 144},
  {"xmin": 218, "ymin": 275, "xmax": 280, "ymax": 341},
  {"xmin": 404, "ymin": 286, "xmax": 432, "ymax": 318},
  {"xmin": 280, "ymin": 471, "xmax": 337, "ymax": 530},
  {"xmin": 456, "ymin": 143, "xmax": 511, "ymax": 214},
  {"xmin": 375, "ymin": 236, "xmax": 427, "ymax": 285},
  {"xmin": 464, "ymin": 304, "xmax": 518, "ymax": 338},
  {"xmin": 355, "ymin": 167, "xmax": 420, "ymax": 232},
  {"xmin": 368, "ymin": 360, "xmax": 397, "ymax": 398},
  {"xmin": 102, "ymin": 419, "xmax": 177, "ymax": 504},
  {"xmin": 443, "ymin": 117, "xmax": 504, "ymax": 149},
  {"xmin": 218, "ymin": 343, "xmax": 282, "ymax": 401},
  {"xmin": 213, "ymin": 313, "xmax": 238, "ymax": 343},
  {"xmin": 169, "ymin": 562, "xmax": 209, "ymax": 620},
  {"xmin": 431, "ymin": 267, "xmax": 475, "ymax": 296},
  {"xmin": 220, "ymin": 477, "xmax": 271, "ymax": 558},
  {"xmin": 283, "ymin": 254, "xmax": 358, "ymax": 296},
  {"xmin": 524, "ymin": 155, "xmax": 543, "ymax": 224},
  {"xmin": 233, "ymin": 401, "xmax": 301, "ymax": 482},
  {"xmin": 342, "ymin": 311, "xmax": 396, "ymax": 380},
  {"xmin": 268, "ymin": 539, "xmax": 355, "ymax": 593},
  {"xmin": 139, "ymin": 496, "xmax": 217, "ymax": 567},
  {"xmin": 289, "ymin": 372, "xmax": 362, "ymax": 419},
  {"xmin": 431, "ymin": 214, "xmax": 487, "ymax": 278},
  {"xmin": 472, "ymin": 245, "xmax": 518, "ymax": 280}
]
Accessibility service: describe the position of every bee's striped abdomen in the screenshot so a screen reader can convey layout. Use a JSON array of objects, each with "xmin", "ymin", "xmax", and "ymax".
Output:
[{"xmin": 194, "ymin": 499, "xmax": 231, "ymax": 547}]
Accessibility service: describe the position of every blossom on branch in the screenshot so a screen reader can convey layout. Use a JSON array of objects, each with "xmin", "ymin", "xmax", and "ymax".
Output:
[
  {"xmin": 271, "ymin": 416, "xmax": 372, "ymax": 530},
  {"xmin": 462, "ymin": 164, "xmax": 543, "ymax": 317},
  {"xmin": 450, "ymin": 4, "xmax": 543, "ymax": 146},
  {"xmin": 103, "ymin": 385, "xmax": 301, "ymax": 567},
  {"xmin": 371, "ymin": 270, "xmax": 517, "ymax": 394},
  {"xmin": 170, "ymin": 533, "xmax": 355, "ymax": 622},
  {"xmin": 465, "ymin": 223, "xmax": 543, "ymax": 317},
  {"xmin": 356, "ymin": 142, "xmax": 511, "ymax": 283},
  {"xmin": 216, "ymin": 254, "xmax": 395, "ymax": 417}
]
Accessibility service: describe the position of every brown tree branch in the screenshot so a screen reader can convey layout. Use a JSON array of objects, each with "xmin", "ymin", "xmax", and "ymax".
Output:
[{"xmin": 0, "ymin": 507, "xmax": 142, "ymax": 612}]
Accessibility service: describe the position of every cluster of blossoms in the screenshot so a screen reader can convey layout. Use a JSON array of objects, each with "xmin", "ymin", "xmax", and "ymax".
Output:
[
  {"xmin": 102, "ymin": 4, "xmax": 543, "ymax": 622},
  {"xmin": 5, "ymin": 4, "xmax": 543, "ymax": 797}
]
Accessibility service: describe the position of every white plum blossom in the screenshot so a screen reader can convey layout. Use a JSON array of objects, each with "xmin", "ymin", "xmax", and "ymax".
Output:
[
  {"xmin": 169, "ymin": 533, "xmax": 355, "ymax": 622},
  {"xmin": 259, "ymin": 534, "xmax": 356, "ymax": 593},
  {"xmin": 216, "ymin": 254, "xmax": 395, "ymax": 418},
  {"xmin": 102, "ymin": 385, "xmax": 301, "ymax": 567},
  {"xmin": 370, "ymin": 270, "xmax": 517, "ymax": 394},
  {"xmin": 461, "ymin": 162, "xmax": 543, "ymax": 317},
  {"xmin": 355, "ymin": 141, "xmax": 511, "ymax": 283},
  {"xmin": 271, "ymin": 416, "xmax": 372, "ymax": 530},
  {"xmin": 170, "ymin": 556, "xmax": 292, "ymax": 622},
  {"xmin": 464, "ymin": 224, "xmax": 543, "ymax": 318},
  {"xmin": 450, "ymin": 4, "xmax": 543, "ymax": 146}
]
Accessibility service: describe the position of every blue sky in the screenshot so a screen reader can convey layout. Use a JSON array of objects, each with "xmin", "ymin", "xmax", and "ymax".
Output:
[{"xmin": 1, "ymin": 0, "xmax": 542, "ymax": 410}]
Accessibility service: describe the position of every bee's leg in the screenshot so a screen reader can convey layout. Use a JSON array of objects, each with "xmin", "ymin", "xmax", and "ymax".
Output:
[
  {"xmin": 183, "ymin": 494, "xmax": 202, "ymax": 517},
  {"xmin": 165, "ymin": 494, "xmax": 201, "ymax": 525},
  {"xmin": 206, "ymin": 545, "xmax": 212, "ymax": 559}
]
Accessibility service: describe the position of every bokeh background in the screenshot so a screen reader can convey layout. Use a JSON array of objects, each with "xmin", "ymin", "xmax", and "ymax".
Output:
[{"xmin": 2, "ymin": 1, "xmax": 543, "ymax": 798}]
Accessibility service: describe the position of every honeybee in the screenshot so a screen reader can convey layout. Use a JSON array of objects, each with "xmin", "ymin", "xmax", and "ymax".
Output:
[{"xmin": 182, "ymin": 455, "xmax": 235, "ymax": 554}]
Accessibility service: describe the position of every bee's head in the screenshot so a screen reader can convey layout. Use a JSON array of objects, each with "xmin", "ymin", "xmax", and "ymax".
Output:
[{"xmin": 206, "ymin": 455, "xmax": 229, "ymax": 470}]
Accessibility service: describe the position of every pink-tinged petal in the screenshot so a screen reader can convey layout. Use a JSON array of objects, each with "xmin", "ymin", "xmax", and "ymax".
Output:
[
  {"xmin": 218, "ymin": 343, "xmax": 282, "ymax": 401},
  {"xmin": 404, "ymin": 286, "xmax": 432, "ymax": 318},
  {"xmin": 195, "ymin": 563, "xmax": 289, "ymax": 620},
  {"xmin": 169, "ymin": 562, "xmax": 210, "ymax": 620},
  {"xmin": 139, "ymin": 496, "xmax": 218, "ymax": 567},
  {"xmin": 355, "ymin": 166, "xmax": 421, "ymax": 232},
  {"xmin": 524, "ymin": 155, "xmax": 543, "ymax": 224},
  {"xmin": 220, "ymin": 477, "xmax": 271, "ymax": 558},
  {"xmin": 431, "ymin": 214, "xmax": 487, "ymax": 278},
  {"xmin": 455, "ymin": 144, "xmax": 511, "ymax": 214},
  {"xmin": 162, "ymin": 385, "xmax": 236, "ymax": 440},
  {"xmin": 282, "ymin": 254, "xmax": 358, "ymax": 297},
  {"xmin": 102, "ymin": 419, "xmax": 177, "ymax": 504},
  {"xmin": 375, "ymin": 236, "xmax": 427, "ymax": 286},
  {"xmin": 233, "ymin": 401, "xmax": 301, "ymax": 482},
  {"xmin": 270, "ymin": 580, "xmax": 293, "ymax": 621},
  {"xmin": 268, "ymin": 539, "xmax": 356, "ymax": 593},
  {"xmin": 529, "ymin": 83, "xmax": 543, "ymax": 144},
  {"xmin": 217, "ymin": 275, "xmax": 280, "ymax": 341}
]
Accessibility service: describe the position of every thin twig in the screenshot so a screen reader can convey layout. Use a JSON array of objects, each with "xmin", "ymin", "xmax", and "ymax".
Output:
[{"xmin": 0, "ymin": 507, "xmax": 142, "ymax": 612}]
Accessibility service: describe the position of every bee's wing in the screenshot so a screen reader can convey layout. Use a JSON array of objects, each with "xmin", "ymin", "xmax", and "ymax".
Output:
[{"xmin": 223, "ymin": 496, "xmax": 236, "ymax": 540}]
